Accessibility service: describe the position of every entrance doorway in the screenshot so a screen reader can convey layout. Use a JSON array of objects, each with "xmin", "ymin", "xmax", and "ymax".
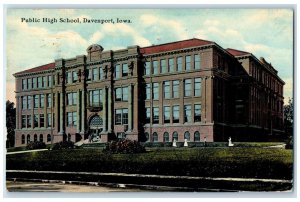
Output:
[{"xmin": 89, "ymin": 115, "xmax": 103, "ymax": 142}]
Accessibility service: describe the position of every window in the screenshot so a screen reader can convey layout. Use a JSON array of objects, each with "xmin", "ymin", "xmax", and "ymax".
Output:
[
  {"xmin": 115, "ymin": 88, "xmax": 122, "ymax": 101},
  {"xmin": 47, "ymin": 113, "xmax": 52, "ymax": 127},
  {"xmin": 40, "ymin": 94, "xmax": 45, "ymax": 108},
  {"xmin": 42, "ymin": 76, "xmax": 47, "ymax": 87},
  {"xmin": 99, "ymin": 67, "xmax": 103, "ymax": 80},
  {"xmin": 34, "ymin": 115, "xmax": 38, "ymax": 128},
  {"xmin": 153, "ymin": 83, "xmax": 159, "ymax": 100},
  {"xmin": 184, "ymin": 79, "xmax": 192, "ymax": 97},
  {"xmin": 37, "ymin": 77, "xmax": 42, "ymax": 88},
  {"xmin": 194, "ymin": 131, "xmax": 200, "ymax": 142},
  {"xmin": 27, "ymin": 96, "xmax": 32, "ymax": 109},
  {"xmin": 194, "ymin": 54, "xmax": 201, "ymax": 69},
  {"xmin": 92, "ymin": 68, "xmax": 98, "ymax": 81},
  {"xmin": 40, "ymin": 114, "xmax": 44, "ymax": 128},
  {"xmin": 163, "ymin": 81, "xmax": 170, "ymax": 99},
  {"xmin": 145, "ymin": 61, "xmax": 151, "ymax": 75},
  {"xmin": 115, "ymin": 108, "xmax": 128, "ymax": 125},
  {"xmin": 22, "ymin": 79, "xmax": 27, "ymax": 90},
  {"xmin": 194, "ymin": 78, "xmax": 202, "ymax": 96},
  {"xmin": 27, "ymin": 115, "xmax": 32, "ymax": 128},
  {"xmin": 34, "ymin": 95, "xmax": 39, "ymax": 108},
  {"xmin": 117, "ymin": 132, "xmax": 126, "ymax": 140},
  {"xmin": 67, "ymin": 112, "xmax": 77, "ymax": 126},
  {"xmin": 146, "ymin": 107, "xmax": 151, "ymax": 123},
  {"xmin": 146, "ymin": 83, "xmax": 151, "ymax": 100},
  {"xmin": 163, "ymin": 132, "xmax": 169, "ymax": 142},
  {"xmin": 72, "ymin": 71, "xmax": 78, "ymax": 83},
  {"xmin": 67, "ymin": 92, "xmax": 77, "ymax": 105},
  {"xmin": 172, "ymin": 132, "xmax": 178, "ymax": 141},
  {"xmin": 160, "ymin": 59, "xmax": 167, "ymax": 73},
  {"xmin": 145, "ymin": 132, "xmax": 150, "ymax": 142},
  {"xmin": 177, "ymin": 57, "xmax": 182, "ymax": 71},
  {"xmin": 173, "ymin": 105, "xmax": 179, "ymax": 123},
  {"xmin": 48, "ymin": 75, "xmax": 52, "ymax": 86},
  {"xmin": 22, "ymin": 115, "xmax": 26, "ymax": 128},
  {"xmin": 122, "ymin": 87, "xmax": 128, "ymax": 101},
  {"xmin": 87, "ymin": 69, "xmax": 92, "ymax": 81},
  {"xmin": 47, "ymin": 94, "xmax": 52, "ymax": 108},
  {"xmin": 27, "ymin": 134, "xmax": 30, "ymax": 144},
  {"xmin": 185, "ymin": 55, "xmax": 191, "ymax": 71},
  {"xmin": 47, "ymin": 134, "xmax": 51, "ymax": 142},
  {"xmin": 153, "ymin": 132, "xmax": 158, "ymax": 142},
  {"xmin": 184, "ymin": 105, "xmax": 192, "ymax": 123},
  {"xmin": 115, "ymin": 109, "xmax": 122, "ymax": 125},
  {"xmin": 122, "ymin": 63, "xmax": 128, "ymax": 77},
  {"xmin": 27, "ymin": 78, "xmax": 32, "ymax": 89},
  {"xmin": 32, "ymin": 78, "xmax": 37, "ymax": 88},
  {"xmin": 34, "ymin": 134, "xmax": 37, "ymax": 142},
  {"xmin": 122, "ymin": 108, "xmax": 128, "ymax": 124},
  {"xmin": 115, "ymin": 64, "xmax": 121, "ymax": 79},
  {"xmin": 21, "ymin": 134, "xmax": 25, "ymax": 144},
  {"xmin": 153, "ymin": 107, "xmax": 159, "ymax": 124},
  {"xmin": 89, "ymin": 89, "xmax": 102, "ymax": 107},
  {"xmin": 164, "ymin": 106, "xmax": 170, "ymax": 124},
  {"xmin": 22, "ymin": 96, "xmax": 26, "ymax": 109},
  {"xmin": 115, "ymin": 87, "xmax": 128, "ymax": 101},
  {"xmin": 184, "ymin": 131, "xmax": 190, "ymax": 141},
  {"xmin": 153, "ymin": 60, "xmax": 159, "ymax": 74},
  {"xmin": 169, "ymin": 58, "xmax": 174, "ymax": 72},
  {"xmin": 173, "ymin": 80, "xmax": 179, "ymax": 98},
  {"xmin": 194, "ymin": 104, "xmax": 201, "ymax": 122},
  {"xmin": 39, "ymin": 134, "xmax": 43, "ymax": 142}
]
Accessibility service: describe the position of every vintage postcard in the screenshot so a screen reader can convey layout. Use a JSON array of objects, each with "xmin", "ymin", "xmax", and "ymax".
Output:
[{"xmin": 5, "ymin": 7, "xmax": 294, "ymax": 195}]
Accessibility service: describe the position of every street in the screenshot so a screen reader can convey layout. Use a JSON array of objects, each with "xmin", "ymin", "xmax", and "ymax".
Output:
[{"xmin": 6, "ymin": 181, "xmax": 145, "ymax": 192}]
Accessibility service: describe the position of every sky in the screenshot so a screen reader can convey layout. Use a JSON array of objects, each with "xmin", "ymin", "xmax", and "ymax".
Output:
[{"xmin": 5, "ymin": 8, "xmax": 294, "ymax": 104}]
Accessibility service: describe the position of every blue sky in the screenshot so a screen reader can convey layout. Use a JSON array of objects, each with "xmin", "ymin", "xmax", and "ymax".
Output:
[{"xmin": 6, "ymin": 8, "xmax": 293, "ymax": 103}]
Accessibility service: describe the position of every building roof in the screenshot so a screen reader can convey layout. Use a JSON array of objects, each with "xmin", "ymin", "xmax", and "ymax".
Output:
[
  {"xmin": 226, "ymin": 48, "xmax": 251, "ymax": 57},
  {"xmin": 14, "ymin": 62, "xmax": 55, "ymax": 76},
  {"xmin": 140, "ymin": 38, "xmax": 214, "ymax": 55}
]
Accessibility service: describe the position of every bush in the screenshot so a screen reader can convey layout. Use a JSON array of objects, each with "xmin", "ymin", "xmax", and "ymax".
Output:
[
  {"xmin": 104, "ymin": 139, "xmax": 146, "ymax": 154},
  {"xmin": 52, "ymin": 141, "xmax": 74, "ymax": 150},
  {"xmin": 26, "ymin": 141, "xmax": 46, "ymax": 150},
  {"xmin": 285, "ymin": 136, "xmax": 293, "ymax": 149}
]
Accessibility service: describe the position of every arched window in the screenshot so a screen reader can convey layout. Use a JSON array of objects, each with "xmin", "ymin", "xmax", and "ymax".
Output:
[
  {"xmin": 145, "ymin": 132, "xmax": 149, "ymax": 142},
  {"xmin": 89, "ymin": 115, "xmax": 103, "ymax": 129},
  {"xmin": 184, "ymin": 131, "xmax": 190, "ymax": 141},
  {"xmin": 153, "ymin": 132, "xmax": 158, "ymax": 142},
  {"xmin": 47, "ymin": 134, "xmax": 51, "ymax": 142},
  {"xmin": 172, "ymin": 131, "xmax": 178, "ymax": 141},
  {"xmin": 39, "ymin": 134, "xmax": 43, "ymax": 142},
  {"xmin": 21, "ymin": 134, "xmax": 25, "ymax": 144},
  {"xmin": 34, "ymin": 134, "xmax": 37, "ymax": 142},
  {"xmin": 27, "ymin": 134, "xmax": 30, "ymax": 144},
  {"xmin": 163, "ymin": 132, "xmax": 169, "ymax": 142},
  {"xmin": 194, "ymin": 131, "xmax": 200, "ymax": 142},
  {"xmin": 68, "ymin": 134, "xmax": 71, "ymax": 141}
]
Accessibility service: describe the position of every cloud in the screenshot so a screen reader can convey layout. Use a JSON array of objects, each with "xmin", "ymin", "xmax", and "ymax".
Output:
[{"xmin": 139, "ymin": 14, "xmax": 189, "ymax": 41}]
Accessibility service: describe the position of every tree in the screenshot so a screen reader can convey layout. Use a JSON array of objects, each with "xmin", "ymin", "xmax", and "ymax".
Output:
[
  {"xmin": 6, "ymin": 100, "xmax": 16, "ymax": 148},
  {"xmin": 284, "ymin": 98, "xmax": 293, "ymax": 136}
]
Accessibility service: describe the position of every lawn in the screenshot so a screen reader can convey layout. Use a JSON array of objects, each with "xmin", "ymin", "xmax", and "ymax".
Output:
[{"xmin": 6, "ymin": 147, "xmax": 293, "ymax": 180}]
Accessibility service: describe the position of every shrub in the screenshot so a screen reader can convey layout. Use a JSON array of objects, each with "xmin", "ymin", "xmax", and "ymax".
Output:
[
  {"xmin": 52, "ymin": 141, "xmax": 74, "ymax": 150},
  {"xmin": 285, "ymin": 136, "xmax": 293, "ymax": 149},
  {"xmin": 104, "ymin": 139, "xmax": 146, "ymax": 154},
  {"xmin": 26, "ymin": 141, "xmax": 46, "ymax": 150}
]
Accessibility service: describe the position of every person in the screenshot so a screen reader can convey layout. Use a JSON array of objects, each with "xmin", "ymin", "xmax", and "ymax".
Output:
[
  {"xmin": 88, "ymin": 134, "xmax": 92, "ymax": 143},
  {"xmin": 204, "ymin": 136, "xmax": 207, "ymax": 147}
]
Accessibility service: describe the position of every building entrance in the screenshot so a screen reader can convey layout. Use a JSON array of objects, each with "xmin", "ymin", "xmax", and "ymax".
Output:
[{"xmin": 88, "ymin": 115, "xmax": 103, "ymax": 142}]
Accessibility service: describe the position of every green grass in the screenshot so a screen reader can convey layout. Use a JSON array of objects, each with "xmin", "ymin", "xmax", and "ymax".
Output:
[{"xmin": 6, "ymin": 147, "xmax": 293, "ymax": 180}]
